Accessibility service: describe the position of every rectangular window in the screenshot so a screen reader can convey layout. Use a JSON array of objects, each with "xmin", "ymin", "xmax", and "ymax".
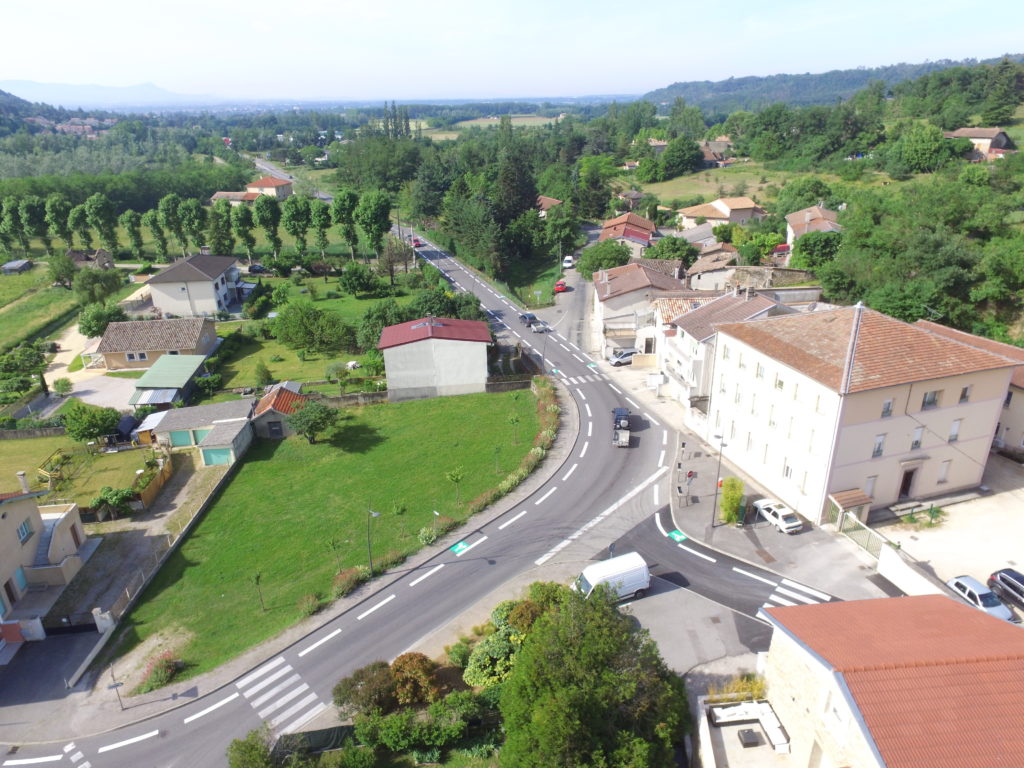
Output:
[
  {"xmin": 938, "ymin": 460, "xmax": 952, "ymax": 484},
  {"xmin": 738, "ymin": 352, "xmax": 745, "ymax": 369},
  {"xmin": 734, "ymin": 384, "xmax": 741, "ymax": 404},
  {"xmin": 959, "ymin": 386, "xmax": 971, "ymax": 404},
  {"xmin": 783, "ymin": 459, "xmax": 793, "ymax": 479},
  {"xmin": 865, "ymin": 475, "xmax": 878, "ymax": 498},
  {"xmin": 921, "ymin": 390, "xmax": 940, "ymax": 410},
  {"xmin": 774, "ymin": 375, "xmax": 784, "ymax": 391},
  {"xmin": 792, "ymin": 382, "xmax": 799, "ymax": 401},
  {"xmin": 715, "ymin": 411, "xmax": 721, "ymax": 428},
  {"xmin": 768, "ymin": 405, "xmax": 776, "ymax": 428},
  {"xmin": 949, "ymin": 419, "xmax": 962, "ymax": 443},
  {"xmin": 750, "ymin": 393, "xmax": 757, "ymax": 415},
  {"xmin": 911, "ymin": 426, "xmax": 924, "ymax": 450},
  {"xmin": 881, "ymin": 399, "xmax": 893, "ymax": 418},
  {"xmin": 722, "ymin": 345, "xmax": 730, "ymax": 360},
  {"xmin": 808, "ymin": 428, "xmax": 815, "ymax": 452},
  {"xmin": 1005, "ymin": 391, "xmax": 1013, "ymax": 408},
  {"xmin": 137, "ymin": 352, "xmax": 148, "ymax": 361},
  {"xmin": 756, "ymin": 363, "xmax": 764, "ymax": 379},
  {"xmin": 719, "ymin": 375, "xmax": 726, "ymax": 394},
  {"xmin": 17, "ymin": 519, "xmax": 31, "ymax": 543},
  {"xmin": 730, "ymin": 421, "xmax": 736, "ymax": 440},
  {"xmin": 746, "ymin": 432, "xmax": 753, "ymax": 452},
  {"xmin": 126, "ymin": 352, "xmax": 136, "ymax": 361},
  {"xmin": 872, "ymin": 434, "xmax": 885, "ymax": 459}
]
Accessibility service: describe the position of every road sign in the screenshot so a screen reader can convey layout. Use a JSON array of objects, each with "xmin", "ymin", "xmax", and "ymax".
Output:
[
  {"xmin": 668, "ymin": 530, "xmax": 687, "ymax": 543},
  {"xmin": 450, "ymin": 541, "xmax": 469, "ymax": 555}
]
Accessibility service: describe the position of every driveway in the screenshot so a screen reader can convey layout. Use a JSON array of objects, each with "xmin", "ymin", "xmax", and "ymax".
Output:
[{"xmin": 72, "ymin": 374, "xmax": 137, "ymax": 410}]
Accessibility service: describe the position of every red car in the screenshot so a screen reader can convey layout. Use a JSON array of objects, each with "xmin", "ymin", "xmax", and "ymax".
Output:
[
  {"xmin": 411, "ymin": 237, "xmax": 423, "ymax": 248},
  {"xmin": 554, "ymin": 280, "xmax": 567, "ymax": 293}
]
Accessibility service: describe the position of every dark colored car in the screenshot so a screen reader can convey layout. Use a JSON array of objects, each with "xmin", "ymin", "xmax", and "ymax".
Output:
[
  {"xmin": 248, "ymin": 264, "xmax": 270, "ymax": 274},
  {"xmin": 988, "ymin": 568, "xmax": 1024, "ymax": 610},
  {"xmin": 518, "ymin": 312, "xmax": 537, "ymax": 326}
]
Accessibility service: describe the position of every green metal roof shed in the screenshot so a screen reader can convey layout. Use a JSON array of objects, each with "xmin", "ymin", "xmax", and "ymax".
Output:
[{"xmin": 134, "ymin": 355, "xmax": 207, "ymax": 390}]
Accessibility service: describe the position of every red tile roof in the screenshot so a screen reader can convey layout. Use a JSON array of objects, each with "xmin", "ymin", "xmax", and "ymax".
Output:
[
  {"xmin": 255, "ymin": 386, "xmax": 307, "ymax": 417},
  {"xmin": 785, "ymin": 205, "xmax": 842, "ymax": 239},
  {"xmin": 716, "ymin": 305, "xmax": 1017, "ymax": 393},
  {"xmin": 673, "ymin": 293, "xmax": 782, "ymax": 342},
  {"xmin": 944, "ymin": 127, "xmax": 1005, "ymax": 139},
  {"xmin": 594, "ymin": 263, "xmax": 686, "ymax": 302},
  {"xmin": 248, "ymin": 176, "xmax": 292, "ymax": 188},
  {"xmin": 765, "ymin": 595, "xmax": 1024, "ymax": 768},
  {"xmin": 915, "ymin": 319, "xmax": 1024, "ymax": 389},
  {"xmin": 598, "ymin": 223, "xmax": 653, "ymax": 245},
  {"xmin": 601, "ymin": 212, "xmax": 656, "ymax": 234},
  {"xmin": 378, "ymin": 317, "xmax": 491, "ymax": 350},
  {"xmin": 536, "ymin": 195, "xmax": 562, "ymax": 211}
]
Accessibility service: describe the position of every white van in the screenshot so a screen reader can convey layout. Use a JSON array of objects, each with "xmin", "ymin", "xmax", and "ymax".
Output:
[
  {"xmin": 573, "ymin": 552, "xmax": 651, "ymax": 601},
  {"xmin": 562, "ymin": 255, "xmax": 574, "ymax": 269}
]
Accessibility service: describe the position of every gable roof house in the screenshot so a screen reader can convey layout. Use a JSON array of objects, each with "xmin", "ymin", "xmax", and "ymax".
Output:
[
  {"xmin": 598, "ymin": 212, "xmax": 658, "ymax": 258},
  {"xmin": 378, "ymin": 317, "xmax": 492, "ymax": 402},
  {"xmin": 153, "ymin": 400, "xmax": 256, "ymax": 466},
  {"xmin": 759, "ymin": 595, "xmax": 1024, "ymax": 768},
  {"xmin": 129, "ymin": 354, "xmax": 208, "ymax": 410},
  {"xmin": 146, "ymin": 253, "xmax": 241, "ymax": 318},
  {"xmin": 709, "ymin": 304, "xmax": 1018, "ymax": 523},
  {"xmin": 785, "ymin": 204, "xmax": 843, "ymax": 246},
  {"xmin": 252, "ymin": 383, "xmax": 310, "ymax": 439},
  {"xmin": 245, "ymin": 176, "xmax": 293, "ymax": 200},
  {"xmin": 96, "ymin": 318, "xmax": 218, "ymax": 370},
  {"xmin": 676, "ymin": 197, "xmax": 766, "ymax": 230},
  {"xmin": 647, "ymin": 138, "xmax": 669, "ymax": 155},
  {"xmin": 686, "ymin": 243, "xmax": 739, "ymax": 291},
  {"xmin": 535, "ymin": 195, "xmax": 562, "ymax": 218},
  {"xmin": 943, "ymin": 126, "xmax": 1013, "ymax": 160}
]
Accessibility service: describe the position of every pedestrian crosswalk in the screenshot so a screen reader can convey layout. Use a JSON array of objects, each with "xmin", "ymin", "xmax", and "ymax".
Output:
[
  {"xmin": 64, "ymin": 742, "xmax": 90, "ymax": 768},
  {"xmin": 762, "ymin": 578, "xmax": 834, "ymax": 611},
  {"xmin": 236, "ymin": 656, "xmax": 328, "ymax": 735},
  {"xmin": 561, "ymin": 373, "xmax": 608, "ymax": 385}
]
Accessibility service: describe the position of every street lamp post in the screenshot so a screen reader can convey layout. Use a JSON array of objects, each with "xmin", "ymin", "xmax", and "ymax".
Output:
[
  {"xmin": 366, "ymin": 506, "xmax": 381, "ymax": 573},
  {"xmin": 710, "ymin": 434, "xmax": 726, "ymax": 528}
]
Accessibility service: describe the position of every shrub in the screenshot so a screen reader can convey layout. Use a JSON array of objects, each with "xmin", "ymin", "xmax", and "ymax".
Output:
[
  {"xmin": 417, "ymin": 526, "xmax": 439, "ymax": 546},
  {"xmin": 325, "ymin": 291, "xmax": 340, "ymax": 300},
  {"xmin": 409, "ymin": 747, "xmax": 441, "ymax": 765},
  {"xmin": 318, "ymin": 743, "xmax": 378, "ymax": 768},
  {"xmin": 375, "ymin": 549, "xmax": 405, "ymax": 573},
  {"xmin": 390, "ymin": 652, "xmax": 440, "ymax": 705},
  {"xmin": 490, "ymin": 600, "xmax": 519, "ymax": 631},
  {"xmin": 333, "ymin": 661, "xmax": 397, "ymax": 717},
  {"xmin": 254, "ymin": 359, "xmax": 273, "ymax": 386},
  {"xmin": 446, "ymin": 640, "xmax": 472, "ymax": 668},
  {"xmin": 134, "ymin": 651, "xmax": 180, "ymax": 694},
  {"xmin": 507, "ymin": 600, "xmax": 543, "ymax": 633},
  {"xmin": 297, "ymin": 593, "xmax": 321, "ymax": 616},
  {"xmin": 332, "ymin": 567, "xmax": 366, "ymax": 598},
  {"xmin": 195, "ymin": 374, "xmax": 222, "ymax": 397},
  {"xmin": 720, "ymin": 476, "xmax": 745, "ymax": 525}
]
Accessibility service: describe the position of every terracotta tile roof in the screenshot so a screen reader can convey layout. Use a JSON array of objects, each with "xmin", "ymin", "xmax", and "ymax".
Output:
[
  {"xmin": 594, "ymin": 263, "xmax": 685, "ymax": 302},
  {"xmin": 536, "ymin": 195, "xmax": 562, "ymax": 211},
  {"xmin": 630, "ymin": 258, "xmax": 681, "ymax": 278},
  {"xmin": 378, "ymin": 316, "xmax": 491, "ymax": 350},
  {"xmin": 654, "ymin": 295, "xmax": 722, "ymax": 322},
  {"xmin": 247, "ymin": 176, "xmax": 292, "ymax": 188},
  {"xmin": 210, "ymin": 191, "xmax": 248, "ymax": 202},
  {"xmin": 764, "ymin": 595, "xmax": 1024, "ymax": 768},
  {"xmin": 677, "ymin": 202, "xmax": 729, "ymax": 220},
  {"xmin": 97, "ymin": 318, "xmax": 214, "ymax": 353},
  {"xmin": 598, "ymin": 223, "xmax": 652, "ymax": 245},
  {"xmin": 148, "ymin": 254, "xmax": 238, "ymax": 284},
  {"xmin": 673, "ymin": 293, "xmax": 782, "ymax": 342},
  {"xmin": 255, "ymin": 385, "xmax": 307, "ymax": 416},
  {"xmin": 717, "ymin": 196, "xmax": 761, "ymax": 210},
  {"xmin": 687, "ymin": 247, "xmax": 737, "ymax": 276},
  {"xmin": 715, "ymin": 305, "xmax": 1018, "ymax": 394},
  {"xmin": 602, "ymin": 212, "xmax": 656, "ymax": 234},
  {"xmin": 944, "ymin": 127, "xmax": 1005, "ymax": 139},
  {"xmin": 242, "ymin": 192, "xmax": 261, "ymax": 201},
  {"xmin": 915, "ymin": 320, "xmax": 1024, "ymax": 389},
  {"xmin": 785, "ymin": 205, "xmax": 842, "ymax": 239}
]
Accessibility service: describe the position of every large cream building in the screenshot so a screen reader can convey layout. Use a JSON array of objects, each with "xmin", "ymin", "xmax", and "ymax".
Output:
[{"xmin": 708, "ymin": 305, "xmax": 1017, "ymax": 523}]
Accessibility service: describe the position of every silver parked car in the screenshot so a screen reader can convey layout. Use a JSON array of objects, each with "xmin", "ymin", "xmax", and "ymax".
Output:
[{"xmin": 946, "ymin": 575, "xmax": 1016, "ymax": 622}]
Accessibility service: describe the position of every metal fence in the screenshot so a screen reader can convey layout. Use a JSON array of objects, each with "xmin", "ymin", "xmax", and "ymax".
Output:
[{"xmin": 835, "ymin": 510, "xmax": 887, "ymax": 559}]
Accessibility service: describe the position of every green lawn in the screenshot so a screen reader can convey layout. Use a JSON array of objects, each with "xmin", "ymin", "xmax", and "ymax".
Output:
[
  {"xmin": 215, "ymin": 325, "xmax": 364, "ymax": 387},
  {"xmin": 0, "ymin": 434, "xmax": 72, "ymax": 492},
  {"xmin": 0, "ymin": 264, "xmax": 51, "ymax": 306},
  {"xmin": 104, "ymin": 370, "xmax": 145, "ymax": 379},
  {"xmin": 0, "ymin": 285, "xmax": 79, "ymax": 350},
  {"xmin": 113, "ymin": 389, "xmax": 542, "ymax": 675}
]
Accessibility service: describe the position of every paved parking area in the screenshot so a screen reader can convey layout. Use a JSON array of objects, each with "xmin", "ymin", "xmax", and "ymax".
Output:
[{"xmin": 72, "ymin": 373, "xmax": 137, "ymax": 410}]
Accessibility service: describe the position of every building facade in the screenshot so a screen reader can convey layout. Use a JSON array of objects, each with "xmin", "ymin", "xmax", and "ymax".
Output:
[
  {"xmin": 378, "ymin": 317, "xmax": 491, "ymax": 402},
  {"xmin": 147, "ymin": 254, "xmax": 241, "ymax": 318}
]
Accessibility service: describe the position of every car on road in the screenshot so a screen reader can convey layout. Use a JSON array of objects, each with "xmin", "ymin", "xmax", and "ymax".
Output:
[
  {"xmin": 946, "ymin": 575, "xmax": 1016, "ymax": 622},
  {"xmin": 531, "ymin": 320, "xmax": 548, "ymax": 333},
  {"xmin": 988, "ymin": 568, "xmax": 1024, "ymax": 611},
  {"xmin": 554, "ymin": 280, "xmax": 567, "ymax": 293},
  {"xmin": 753, "ymin": 499, "xmax": 803, "ymax": 534},
  {"xmin": 518, "ymin": 312, "xmax": 537, "ymax": 326},
  {"xmin": 607, "ymin": 347, "xmax": 638, "ymax": 366},
  {"xmin": 248, "ymin": 264, "xmax": 270, "ymax": 274},
  {"xmin": 411, "ymin": 237, "xmax": 423, "ymax": 248},
  {"xmin": 562, "ymin": 255, "xmax": 574, "ymax": 269}
]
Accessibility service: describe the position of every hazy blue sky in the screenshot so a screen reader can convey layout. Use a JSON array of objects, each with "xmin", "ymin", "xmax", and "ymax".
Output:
[{"xmin": 6, "ymin": 0, "xmax": 1023, "ymax": 100}]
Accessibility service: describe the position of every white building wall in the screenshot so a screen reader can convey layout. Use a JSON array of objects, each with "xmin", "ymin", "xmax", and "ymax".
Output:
[
  {"xmin": 150, "ymin": 281, "xmax": 220, "ymax": 317},
  {"xmin": 994, "ymin": 384, "xmax": 1024, "ymax": 451},
  {"xmin": 384, "ymin": 339, "xmax": 487, "ymax": 401}
]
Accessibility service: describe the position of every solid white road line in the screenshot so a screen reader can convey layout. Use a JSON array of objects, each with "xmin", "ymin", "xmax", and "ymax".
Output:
[
  {"xmin": 774, "ymin": 585, "xmax": 820, "ymax": 604},
  {"xmin": 654, "ymin": 512, "xmax": 668, "ymax": 537},
  {"xmin": 258, "ymin": 683, "xmax": 311, "ymax": 718},
  {"xmin": 250, "ymin": 675, "xmax": 302, "ymax": 709},
  {"xmin": 535, "ymin": 487, "xmax": 557, "ymax": 505},
  {"xmin": 269, "ymin": 692, "xmax": 319, "ymax": 729},
  {"xmin": 183, "ymin": 692, "xmax": 240, "ymax": 724},
  {"xmin": 97, "ymin": 730, "xmax": 160, "ymax": 754},
  {"xmin": 658, "ymin": 450, "xmax": 665, "ymax": 467},
  {"xmin": 2, "ymin": 757, "xmax": 64, "ymax": 765},
  {"xmin": 499, "ymin": 510, "xmax": 528, "ymax": 530},
  {"xmin": 587, "ymin": 422, "xmax": 592, "ymax": 437},
  {"xmin": 281, "ymin": 702, "xmax": 329, "ymax": 735},
  {"xmin": 645, "ymin": 412, "xmax": 661, "ymax": 426},
  {"xmin": 780, "ymin": 578, "xmax": 831, "ymax": 601},
  {"xmin": 662, "ymin": 430, "xmax": 668, "ymax": 445},
  {"xmin": 572, "ymin": 353, "xmax": 584, "ymax": 362},
  {"xmin": 242, "ymin": 665, "xmax": 293, "ymax": 697},
  {"xmin": 608, "ymin": 383, "xmax": 622, "ymax": 394},
  {"xmin": 626, "ymin": 397, "xmax": 639, "ymax": 408},
  {"xmin": 580, "ymin": 441, "xmax": 589, "ymax": 458},
  {"xmin": 561, "ymin": 463, "xmax": 578, "ymax": 482},
  {"xmin": 236, "ymin": 656, "xmax": 286, "ymax": 689},
  {"xmin": 455, "ymin": 536, "xmax": 488, "ymax": 556},
  {"xmin": 298, "ymin": 627, "xmax": 341, "ymax": 657},
  {"xmin": 585, "ymin": 403, "xmax": 592, "ymax": 418},
  {"xmin": 576, "ymin": 388, "xmax": 586, "ymax": 400},
  {"xmin": 357, "ymin": 594, "xmax": 396, "ymax": 619},
  {"xmin": 408, "ymin": 563, "xmax": 445, "ymax": 586},
  {"xmin": 679, "ymin": 544, "xmax": 717, "ymax": 563},
  {"xmin": 732, "ymin": 567, "xmax": 777, "ymax": 586},
  {"xmin": 534, "ymin": 466, "xmax": 669, "ymax": 566}
]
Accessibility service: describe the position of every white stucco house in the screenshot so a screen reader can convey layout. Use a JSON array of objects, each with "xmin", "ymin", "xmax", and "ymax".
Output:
[
  {"xmin": 592, "ymin": 262, "xmax": 693, "ymax": 357},
  {"xmin": 147, "ymin": 254, "xmax": 242, "ymax": 318},
  {"xmin": 378, "ymin": 316, "xmax": 492, "ymax": 402},
  {"xmin": 676, "ymin": 196, "xmax": 766, "ymax": 230},
  {"xmin": 707, "ymin": 304, "xmax": 1018, "ymax": 524}
]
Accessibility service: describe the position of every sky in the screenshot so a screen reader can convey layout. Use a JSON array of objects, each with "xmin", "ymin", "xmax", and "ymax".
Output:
[{"xmin": 5, "ymin": 0, "xmax": 1024, "ymax": 102}]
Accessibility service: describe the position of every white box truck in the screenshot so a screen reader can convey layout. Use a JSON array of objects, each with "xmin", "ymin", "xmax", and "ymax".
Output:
[{"xmin": 573, "ymin": 552, "xmax": 651, "ymax": 601}]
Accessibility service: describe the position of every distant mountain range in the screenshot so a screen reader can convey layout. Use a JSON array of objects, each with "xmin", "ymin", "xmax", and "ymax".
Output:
[
  {"xmin": 0, "ymin": 80, "xmax": 218, "ymax": 110},
  {"xmin": 644, "ymin": 53, "xmax": 1024, "ymax": 114}
]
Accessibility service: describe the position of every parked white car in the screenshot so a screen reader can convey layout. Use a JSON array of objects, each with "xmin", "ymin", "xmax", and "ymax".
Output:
[
  {"xmin": 753, "ymin": 499, "xmax": 803, "ymax": 534},
  {"xmin": 946, "ymin": 575, "xmax": 1017, "ymax": 622},
  {"xmin": 562, "ymin": 255, "xmax": 574, "ymax": 269}
]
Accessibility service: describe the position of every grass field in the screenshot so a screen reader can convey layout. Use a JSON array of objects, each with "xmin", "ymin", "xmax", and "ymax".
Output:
[
  {"xmin": 0, "ymin": 284, "xmax": 79, "ymax": 349},
  {"xmin": 0, "ymin": 264, "xmax": 51, "ymax": 306},
  {"xmin": 454, "ymin": 115, "xmax": 556, "ymax": 129},
  {"xmin": 638, "ymin": 162, "xmax": 799, "ymax": 205},
  {"xmin": 112, "ymin": 389, "xmax": 542, "ymax": 675},
  {"xmin": 0, "ymin": 434, "xmax": 70, "ymax": 491},
  {"xmin": 215, "ymin": 326, "xmax": 363, "ymax": 388}
]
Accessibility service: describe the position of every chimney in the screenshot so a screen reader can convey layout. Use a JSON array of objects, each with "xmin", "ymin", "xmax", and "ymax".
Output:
[
  {"xmin": 16, "ymin": 471, "xmax": 29, "ymax": 493},
  {"xmin": 745, "ymin": 286, "xmax": 752, "ymax": 301}
]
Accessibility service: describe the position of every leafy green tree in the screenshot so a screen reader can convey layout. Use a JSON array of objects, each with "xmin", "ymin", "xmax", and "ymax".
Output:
[
  {"xmin": 78, "ymin": 302, "xmax": 128, "ymax": 337},
  {"xmin": 84, "ymin": 192, "xmax": 119, "ymax": 254},
  {"xmin": 333, "ymin": 660, "xmax": 398, "ymax": 718},
  {"xmin": 52, "ymin": 377, "xmax": 72, "ymax": 397},
  {"xmin": 19, "ymin": 195, "xmax": 50, "ymax": 254},
  {"xmin": 157, "ymin": 193, "xmax": 187, "ymax": 256},
  {"xmin": 254, "ymin": 359, "xmax": 273, "ymax": 386},
  {"xmin": 576, "ymin": 240, "xmax": 631, "ymax": 280},
  {"xmin": 667, "ymin": 97, "xmax": 706, "ymax": 139},
  {"xmin": 44, "ymin": 193, "xmax": 73, "ymax": 250},
  {"xmin": 790, "ymin": 231, "xmax": 842, "ymax": 270},
  {"xmin": 493, "ymin": 146, "xmax": 538, "ymax": 227},
  {"xmin": 719, "ymin": 477, "xmax": 745, "ymax": 524},
  {"xmin": 331, "ymin": 188, "xmax": 360, "ymax": 258},
  {"xmin": 499, "ymin": 587, "xmax": 688, "ymax": 768},
  {"xmin": 90, "ymin": 486, "xmax": 135, "ymax": 518},
  {"xmin": 230, "ymin": 203, "xmax": 257, "ymax": 261},
  {"xmin": 661, "ymin": 136, "xmax": 703, "ymax": 179},
  {"xmin": 544, "ymin": 200, "xmax": 582, "ymax": 258},
  {"xmin": 884, "ymin": 121, "xmax": 967, "ymax": 175},
  {"xmin": 63, "ymin": 402, "xmax": 120, "ymax": 441},
  {"xmin": 645, "ymin": 236, "xmax": 698, "ymax": 266},
  {"xmin": 574, "ymin": 155, "xmax": 617, "ymax": 219},
  {"xmin": 355, "ymin": 189, "xmax": 392, "ymax": 258},
  {"xmin": 309, "ymin": 199, "xmax": 332, "ymax": 259},
  {"xmin": 0, "ymin": 196, "xmax": 29, "ymax": 253},
  {"xmin": 286, "ymin": 400, "xmax": 340, "ymax": 444},
  {"xmin": 774, "ymin": 177, "xmax": 834, "ymax": 215},
  {"xmin": 118, "ymin": 210, "xmax": 145, "ymax": 261},
  {"xmin": 73, "ymin": 267, "xmax": 123, "ymax": 306},
  {"xmin": 67, "ymin": 204, "xmax": 92, "ymax": 250},
  {"xmin": 0, "ymin": 344, "xmax": 49, "ymax": 395},
  {"xmin": 357, "ymin": 298, "xmax": 413, "ymax": 351},
  {"xmin": 178, "ymin": 198, "xmax": 207, "ymax": 251},
  {"xmin": 281, "ymin": 195, "xmax": 312, "ymax": 255},
  {"xmin": 206, "ymin": 199, "xmax": 235, "ymax": 256},
  {"xmin": 390, "ymin": 652, "xmax": 440, "ymax": 705},
  {"xmin": 141, "ymin": 210, "xmax": 168, "ymax": 261},
  {"xmin": 274, "ymin": 300, "xmax": 349, "ymax": 353},
  {"xmin": 47, "ymin": 251, "xmax": 77, "ymax": 289},
  {"xmin": 226, "ymin": 726, "xmax": 275, "ymax": 768},
  {"xmin": 252, "ymin": 195, "xmax": 282, "ymax": 258},
  {"xmin": 980, "ymin": 57, "xmax": 1021, "ymax": 126},
  {"xmin": 339, "ymin": 260, "xmax": 380, "ymax": 298}
]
